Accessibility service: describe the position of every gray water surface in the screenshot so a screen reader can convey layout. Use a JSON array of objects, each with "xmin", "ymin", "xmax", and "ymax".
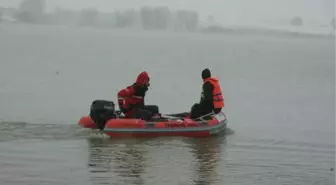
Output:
[{"xmin": 0, "ymin": 24, "xmax": 334, "ymax": 185}]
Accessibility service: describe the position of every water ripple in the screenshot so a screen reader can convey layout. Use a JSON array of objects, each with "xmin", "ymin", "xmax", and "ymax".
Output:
[{"xmin": 85, "ymin": 135, "xmax": 229, "ymax": 185}]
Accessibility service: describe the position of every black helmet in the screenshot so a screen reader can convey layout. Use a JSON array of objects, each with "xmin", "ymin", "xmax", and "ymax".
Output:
[{"xmin": 201, "ymin": 68, "xmax": 211, "ymax": 80}]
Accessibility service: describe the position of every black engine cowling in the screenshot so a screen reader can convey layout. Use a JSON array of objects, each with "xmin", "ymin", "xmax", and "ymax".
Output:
[{"xmin": 89, "ymin": 100, "xmax": 117, "ymax": 130}]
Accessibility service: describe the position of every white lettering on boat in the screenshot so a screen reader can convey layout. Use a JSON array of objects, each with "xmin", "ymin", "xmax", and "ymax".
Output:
[{"xmin": 184, "ymin": 119, "xmax": 193, "ymax": 124}]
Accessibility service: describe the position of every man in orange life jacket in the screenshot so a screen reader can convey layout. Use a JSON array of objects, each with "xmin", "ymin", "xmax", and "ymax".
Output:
[
  {"xmin": 117, "ymin": 71, "xmax": 159, "ymax": 120},
  {"xmin": 190, "ymin": 68, "xmax": 224, "ymax": 119}
]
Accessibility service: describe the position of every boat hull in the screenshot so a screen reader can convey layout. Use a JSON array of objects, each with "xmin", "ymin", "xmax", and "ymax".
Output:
[{"xmin": 78, "ymin": 112, "xmax": 228, "ymax": 138}]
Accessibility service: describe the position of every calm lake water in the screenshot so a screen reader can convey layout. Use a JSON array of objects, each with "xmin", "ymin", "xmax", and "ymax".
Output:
[{"xmin": 0, "ymin": 24, "xmax": 334, "ymax": 185}]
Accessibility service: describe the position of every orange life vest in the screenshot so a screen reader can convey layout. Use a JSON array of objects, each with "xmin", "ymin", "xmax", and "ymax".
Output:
[{"xmin": 204, "ymin": 77, "xmax": 224, "ymax": 109}]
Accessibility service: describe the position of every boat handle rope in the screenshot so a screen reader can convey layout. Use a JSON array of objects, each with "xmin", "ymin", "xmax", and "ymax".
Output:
[{"xmin": 113, "ymin": 110, "xmax": 221, "ymax": 122}]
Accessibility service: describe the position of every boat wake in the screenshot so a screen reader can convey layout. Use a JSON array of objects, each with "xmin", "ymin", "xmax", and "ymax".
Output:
[{"xmin": 0, "ymin": 121, "xmax": 102, "ymax": 141}]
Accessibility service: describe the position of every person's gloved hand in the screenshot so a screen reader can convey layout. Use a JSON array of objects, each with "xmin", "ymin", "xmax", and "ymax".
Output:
[
  {"xmin": 134, "ymin": 85, "xmax": 147, "ymax": 97},
  {"xmin": 144, "ymin": 83, "xmax": 149, "ymax": 92}
]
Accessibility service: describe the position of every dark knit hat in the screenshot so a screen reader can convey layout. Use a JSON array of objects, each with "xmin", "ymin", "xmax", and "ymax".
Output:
[{"xmin": 201, "ymin": 68, "xmax": 211, "ymax": 80}]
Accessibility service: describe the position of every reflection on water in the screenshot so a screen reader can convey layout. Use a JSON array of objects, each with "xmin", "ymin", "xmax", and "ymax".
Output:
[
  {"xmin": 87, "ymin": 134, "xmax": 227, "ymax": 185},
  {"xmin": 187, "ymin": 136, "xmax": 226, "ymax": 185},
  {"xmin": 87, "ymin": 138, "xmax": 148, "ymax": 185}
]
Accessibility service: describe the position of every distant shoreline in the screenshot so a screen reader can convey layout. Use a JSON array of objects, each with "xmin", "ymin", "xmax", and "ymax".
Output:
[{"xmin": 0, "ymin": 22, "xmax": 334, "ymax": 40}]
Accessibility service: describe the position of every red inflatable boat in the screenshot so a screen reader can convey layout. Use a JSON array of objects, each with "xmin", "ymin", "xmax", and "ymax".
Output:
[{"xmin": 78, "ymin": 112, "xmax": 228, "ymax": 137}]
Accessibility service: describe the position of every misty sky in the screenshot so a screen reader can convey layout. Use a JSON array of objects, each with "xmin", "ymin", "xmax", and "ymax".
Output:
[{"xmin": 1, "ymin": 0, "xmax": 335, "ymax": 25}]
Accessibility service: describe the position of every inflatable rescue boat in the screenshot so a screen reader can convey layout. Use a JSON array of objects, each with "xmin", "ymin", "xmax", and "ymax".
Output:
[{"xmin": 78, "ymin": 100, "xmax": 228, "ymax": 137}]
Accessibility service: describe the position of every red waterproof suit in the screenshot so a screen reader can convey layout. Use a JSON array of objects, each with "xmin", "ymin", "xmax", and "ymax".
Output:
[{"xmin": 117, "ymin": 72, "xmax": 150, "ymax": 118}]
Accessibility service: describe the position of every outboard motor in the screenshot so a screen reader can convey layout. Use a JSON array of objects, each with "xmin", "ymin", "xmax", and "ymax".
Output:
[{"xmin": 89, "ymin": 100, "xmax": 117, "ymax": 130}]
